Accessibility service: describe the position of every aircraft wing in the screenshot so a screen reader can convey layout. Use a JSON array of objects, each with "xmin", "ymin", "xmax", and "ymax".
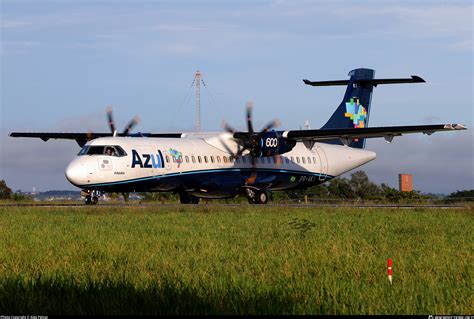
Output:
[
  {"xmin": 9, "ymin": 132, "xmax": 182, "ymax": 147},
  {"xmin": 281, "ymin": 124, "xmax": 467, "ymax": 144}
]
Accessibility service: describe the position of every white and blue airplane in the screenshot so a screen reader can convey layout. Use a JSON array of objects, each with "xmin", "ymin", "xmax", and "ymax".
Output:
[{"xmin": 10, "ymin": 68, "xmax": 466, "ymax": 204}]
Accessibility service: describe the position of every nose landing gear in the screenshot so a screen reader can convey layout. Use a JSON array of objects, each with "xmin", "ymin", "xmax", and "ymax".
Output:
[{"xmin": 82, "ymin": 190, "xmax": 102, "ymax": 205}]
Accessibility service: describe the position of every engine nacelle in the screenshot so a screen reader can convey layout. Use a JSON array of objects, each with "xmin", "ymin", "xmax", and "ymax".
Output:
[{"xmin": 257, "ymin": 131, "xmax": 296, "ymax": 157}]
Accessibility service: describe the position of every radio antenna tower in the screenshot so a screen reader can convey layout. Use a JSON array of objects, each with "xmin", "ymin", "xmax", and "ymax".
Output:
[{"xmin": 194, "ymin": 70, "xmax": 202, "ymax": 131}]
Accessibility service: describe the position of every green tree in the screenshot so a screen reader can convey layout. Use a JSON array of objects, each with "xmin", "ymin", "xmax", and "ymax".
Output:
[
  {"xmin": 0, "ymin": 180, "xmax": 12, "ymax": 199},
  {"xmin": 349, "ymin": 170, "xmax": 381, "ymax": 200},
  {"xmin": 448, "ymin": 189, "xmax": 474, "ymax": 201},
  {"xmin": 327, "ymin": 177, "xmax": 354, "ymax": 198},
  {"xmin": 306, "ymin": 184, "xmax": 330, "ymax": 198},
  {"xmin": 380, "ymin": 183, "xmax": 427, "ymax": 202}
]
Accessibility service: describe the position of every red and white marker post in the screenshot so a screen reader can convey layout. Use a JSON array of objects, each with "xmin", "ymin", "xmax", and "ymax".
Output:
[{"xmin": 387, "ymin": 258, "xmax": 393, "ymax": 285}]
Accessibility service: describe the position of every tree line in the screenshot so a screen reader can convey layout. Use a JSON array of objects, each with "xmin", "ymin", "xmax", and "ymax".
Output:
[
  {"xmin": 0, "ymin": 175, "xmax": 472, "ymax": 203},
  {"xmin": 281, "ymin": 171, "xmax": 473, "ymax": 203}
]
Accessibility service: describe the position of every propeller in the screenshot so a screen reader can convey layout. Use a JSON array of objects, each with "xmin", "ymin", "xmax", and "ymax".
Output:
[
  {"xmin": 104, "ymin": 106, "xmax": 140, "ymax": 202},
  {"xmin": 106, "ymin": 106, "xmax": 117, "ymax": 136},
  {"xmin": 221, "ymin": 101, "xmax": 281, "ymax": 185},
  {"xmin": 122, "ymin": 116, "xmax": 141, "ymax": 135},
  {"xmin": 105, "ymin": 106, "xmax": 141, "ymax": 136},
  {"xmin": 222, "ymin": 101, "xmax": 280, "ymax": 158}
]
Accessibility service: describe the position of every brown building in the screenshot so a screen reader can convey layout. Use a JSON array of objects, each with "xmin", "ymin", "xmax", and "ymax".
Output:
[{"xmin": 399, "ymin": 174, "xmax": 413, "ymax": 192}]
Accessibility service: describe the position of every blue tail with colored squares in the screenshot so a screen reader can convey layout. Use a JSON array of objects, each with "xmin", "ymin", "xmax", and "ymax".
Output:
[
  {"xmin": 321, "ymin": 68, "xmax": 375, "ymax": 149},
  {"xmin": 303, "ymin": 68, "xmax": 425, "ymax": 149}
]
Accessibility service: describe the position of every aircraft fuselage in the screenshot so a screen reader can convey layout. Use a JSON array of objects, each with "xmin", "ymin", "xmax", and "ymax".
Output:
[{"xmin": 65, "ymin": 134, "xmax": 376, "ymax": 199}]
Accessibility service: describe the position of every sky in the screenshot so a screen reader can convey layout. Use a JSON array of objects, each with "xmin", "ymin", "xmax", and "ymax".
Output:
[{"xmin": 1, "ymin": 0, "xmax": 472, "ymax": 194}]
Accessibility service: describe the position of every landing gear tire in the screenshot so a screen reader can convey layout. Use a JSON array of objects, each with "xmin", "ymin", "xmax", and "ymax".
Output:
[
  {"xmin": 255, "ymin": 190, "xmax": 268, "ymax": 204},
  {"xmin": 83, "ymin": 190, "xmax": 101, "ymax": 205},
  {"xmin": 246, "ymin": 188, "xmax": 268, "ymax": 205},
  {"xmin": 179, "ymin": 192, "xmax": 200, "ymax": 204}
]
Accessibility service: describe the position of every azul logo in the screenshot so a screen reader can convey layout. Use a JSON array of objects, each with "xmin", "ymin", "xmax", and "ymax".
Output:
[
  {"xmin": 344, "ymin": 97, "xmax": 367, "ymax": 128},
  {"xmin": 131, "ymin": 149, "xmax": 165, "ymax": 168},
  {"xmin": 168, "ymin": 148, "xmax": 183, "ymax": 168}
]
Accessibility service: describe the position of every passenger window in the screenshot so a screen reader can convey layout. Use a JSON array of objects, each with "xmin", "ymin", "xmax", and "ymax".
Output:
[
  {"xmin": 302, "ymin": 157, "xmax": 306, "ymax": 164},
  {"xmin": 198, "ymin": 156, "xmax": 202, "ymax": 163},
  {"xmin": 166, "ymin": 156, "xmax": 170, "ymax": 163},
  {"xmin": 204, "ymin": 156, "xmax": 208, "ymax": 163},
  {"xmin": 172, "ymin": 156, "xmax": 176, "ymax": 163},
  {"xmin": 229, "ymin": 156, "xmax": 234, "ymax": 163},
  {"xmin": 313, "ymin": 157, "xmax": 317, "ymax": 164},
  {"xmin": 307, "ymin": 157, "xmax": 311, "ymax": 164},
  {"xmin": 211, "ymin": 156, "xmax": 215, "ymax": 163},
  {"xmin": 192, "ymin": 156, "xmax": 196, "ymax": 163},
  {"xmin": 296, "ymin": 157, "xmax": 300, "ymax": 164},
  {"xmin": 217, "ymin": 156, "xmax": 221, "ymax": 163},
  {"xmin": 285, "ymin": 157, "xmax": 290, "ymax": 164},
  {"xmin": 291, "ymin": 157, "xmax": 294, "ymax": 163},
  {"xmin": 242, "ymin": 157, "xmax": 246, "ymax": 164},
  {"xmin": 223, "ymin": 156, "xmax": 228, "ymax": 163},
  {"xmin": 185, "ymin": 156, "xmax": 189, "ymax": 163}
]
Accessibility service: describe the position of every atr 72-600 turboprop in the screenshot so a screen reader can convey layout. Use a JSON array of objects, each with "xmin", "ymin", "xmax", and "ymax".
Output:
[{"xmin": 10, "ymin": 68, "xmax": 466, "ymax": 205}]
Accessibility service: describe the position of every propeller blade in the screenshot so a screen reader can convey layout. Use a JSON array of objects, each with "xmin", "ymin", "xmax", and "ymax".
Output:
[
  {"xmin": 260, "ymin": 119, "xmax": 281, "ymax": 134},
  {"xmin": 219, "ymin": 136, "xmax": 238, "ymax": 158},
  {"xmin": 86, "ymin": 130, "xmax": 93, "ymax": 140},
  {"xmin": 122, "ymin": 116, "xmax": 141, "ymax": 134},
  {"xmin": 221, "ymin": 120, "xmax": 236, "ymax": 134},
  {"xmin": 106, "ymin": 106, "xmax": 116, "ymax": 135},
  {"xmin": 274, "ymin": 155, "xmax": 282, "ymax": 167},
  {"xmin": 235, "ymin": 145, "xmax": 247, "ymax": 158},
  {"xmin": 246, "ymin": 101, "xmax": 254, "ymax": 134},
  {"xmin": 246, "ymin": 172, "xmax": 257, "ymax": 185},
  {"xmin": 246, "ymin": 153, "xmax": 258, "ymax": 185}
]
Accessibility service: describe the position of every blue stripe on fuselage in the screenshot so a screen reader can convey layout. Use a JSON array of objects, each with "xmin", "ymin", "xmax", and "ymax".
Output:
[{"xmin": 80, "ymin": 168, "xmax": 333, "ymax": 188}]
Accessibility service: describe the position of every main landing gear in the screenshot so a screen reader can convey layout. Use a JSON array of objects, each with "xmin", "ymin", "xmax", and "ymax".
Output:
[
  {"xmin": 179, "ymin": 192, "xmax": 200, "ymax": 204},
  {"xmin": 245, "ymin": 188, "xmax": 269, "ymax": 205},
  {"xmin": 82, "ymin": 190, "xmax": 102, "ymax": 205}
]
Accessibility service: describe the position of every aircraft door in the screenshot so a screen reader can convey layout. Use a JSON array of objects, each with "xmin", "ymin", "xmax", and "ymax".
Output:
[{"xmin": 315, "ymin": 145, "xmax": 328, "ymax": 181}]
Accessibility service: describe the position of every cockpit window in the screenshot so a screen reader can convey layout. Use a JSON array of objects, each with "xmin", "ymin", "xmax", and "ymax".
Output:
[
  {"xmin": 77, "ymin": 145, "xmax": 127, "ymax": 157},
  {"xmin": 78, "ymin": 146, "xmax": 90, "ymax": 156}
]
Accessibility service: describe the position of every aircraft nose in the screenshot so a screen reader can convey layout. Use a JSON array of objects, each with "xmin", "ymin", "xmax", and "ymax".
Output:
[{"xmin": 65, "ymin": 160, "xmax": 86, "ymax": 186}]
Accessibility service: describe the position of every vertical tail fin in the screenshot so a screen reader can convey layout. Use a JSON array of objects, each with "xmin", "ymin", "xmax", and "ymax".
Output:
[
  {"xmin": 303, "ymin": 68, "xmax": 425, "ymax": 149},
  {"xmin": 321, "ymin": 68, "xmax": 375, "ymax": 148}
]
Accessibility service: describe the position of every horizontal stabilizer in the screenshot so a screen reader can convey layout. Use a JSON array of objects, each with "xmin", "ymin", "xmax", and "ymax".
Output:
[{"xmin": 303, "ymin": 75, "xmax": 425, "ymax": 87}]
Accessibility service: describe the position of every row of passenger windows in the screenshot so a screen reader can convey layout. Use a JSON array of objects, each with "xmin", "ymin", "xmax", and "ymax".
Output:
[
  {"xmin": 78, "ymin": 145, "xmax": 318, "ymax": 165},
  {"xmin": 165, "ymin": 154, "xmax": 318, "ymax": 165}
]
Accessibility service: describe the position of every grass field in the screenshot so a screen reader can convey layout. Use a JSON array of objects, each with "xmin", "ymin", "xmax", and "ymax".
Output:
[{"xmin": 0, "ymin": 205, "xmax": 472, "ymax": 315}]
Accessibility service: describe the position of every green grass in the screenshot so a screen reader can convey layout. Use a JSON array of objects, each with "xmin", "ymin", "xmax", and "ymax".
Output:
[{"xmin": 0, "ymin": 206, "xmax": 472, "ymax": 314}]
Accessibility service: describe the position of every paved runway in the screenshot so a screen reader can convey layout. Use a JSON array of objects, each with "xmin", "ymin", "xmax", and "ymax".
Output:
[{"xmin": 0, "ymin": 203, "xmax": 468, "ymax": 209}]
